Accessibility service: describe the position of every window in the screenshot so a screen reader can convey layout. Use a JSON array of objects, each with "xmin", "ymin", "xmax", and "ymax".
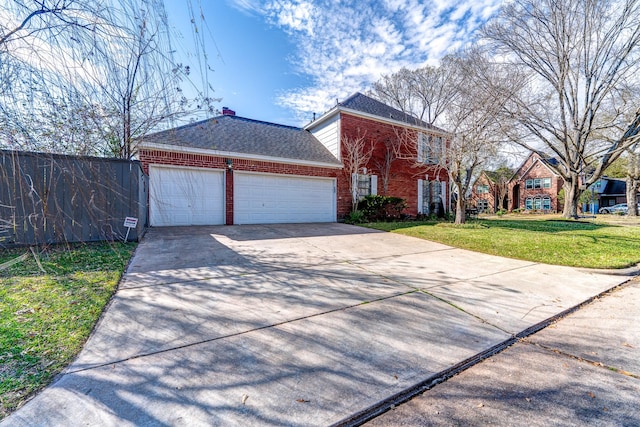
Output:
[
  {"xmin": 477, "ymin": 199, "xmax": 489, "ymax": 212},
  {"xmin": 525, "ymin": 197, "xmax": 533, "ymax": 210},
  {"xmin": 417, "ymin": 133, "xmax": 428, "ymax": 163},
  {"xmin": 533, "ymin": 197, "xmax": 542, "ymax": 210},
  {"xmin": 526, "ymin": 196, "xmax": 552, "ymax": 211},
  {"xmin": 417, "ymin": 133, "xmax": 443, "ymax": 165},
  {"xmin": 419, "ymin": 180, "xmax": 443, "ymax": 215},
  {"xmin": 526, "ymin": 177, "xmax": 552, "ymax": 189},
  {"xmin": 352, "ymin": 173, "xmax": 378, "ymax": 201},
  {"xmin": 477, "ymin": 184, "xmax": 489, "ymax": 194}
]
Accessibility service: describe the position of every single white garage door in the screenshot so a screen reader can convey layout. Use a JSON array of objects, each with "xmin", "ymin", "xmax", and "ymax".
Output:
[
  {"xmin": 234, "ymin": 172, "xmax": 336, "ymax": 224},
  {"xmin": 149, "ymin": 165, "xmax": 225, "ymax": 226}
]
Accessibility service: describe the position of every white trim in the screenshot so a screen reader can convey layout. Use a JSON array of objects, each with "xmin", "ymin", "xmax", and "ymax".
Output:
[
  {"xmin": 417, "ymin": 179, "xmax": 423, "ymax": 214},
  {"xmin": 139, "ymin": 142, "xmax": 343, "ymax": 169},
  {"xmin": 370, "ymin": 175, "xmax": 378, "ymax": 195},
  {"xmin": 149, "ymin": 163, "xmax": 225, "ymax": 173}
]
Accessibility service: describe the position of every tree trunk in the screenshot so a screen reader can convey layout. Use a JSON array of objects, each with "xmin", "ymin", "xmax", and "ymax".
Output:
[
  {"xmin": 562, "ymin": 177, "xmax": 580, "ymax": 219},
  {"xmin": 627, "ymin": 176, "xmax": 639, "ymax": 216},
  {"xmin": 455, "ymin": 189, "xmax": 466, "ymax": 224}
]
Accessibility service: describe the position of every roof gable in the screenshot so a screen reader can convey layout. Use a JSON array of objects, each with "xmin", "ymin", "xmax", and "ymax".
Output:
[
  {"xmin": 306, "ymin": 92, "xmax": 445, "ymax": 134},
  {"xmin": 139, "ymin": 115, "xmax": 341, "ymax": 166},
  {"xmin": 511, "ymin": 151, "xmax": 560, "ymax": 182},
  {"xmin": 339, "ymin": 92, "xmax": 432, "ymax": 128}
]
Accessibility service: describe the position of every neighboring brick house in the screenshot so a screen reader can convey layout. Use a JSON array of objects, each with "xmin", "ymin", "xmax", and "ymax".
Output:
[
  {"xmin": 470, "ymin": 171, "xmax": 510, "ymax": 213},
  {"xmin": 306, "ymin": 93, "xmax": 449, "ymax": 217},
  {"xmin": 508, "ymin": 152, "xmax": 564, "ymax": 213}
]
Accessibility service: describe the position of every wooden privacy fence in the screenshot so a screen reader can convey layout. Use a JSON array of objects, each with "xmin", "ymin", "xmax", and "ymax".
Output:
[{"xmin": 0, "ymin": 150, "xmax": 147, "ymax": 247}]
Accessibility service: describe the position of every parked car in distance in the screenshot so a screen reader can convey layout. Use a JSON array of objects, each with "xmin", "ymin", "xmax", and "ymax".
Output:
[{"xmin": 598, "ymin": 203, "xmax": 640, "ymax": 214}]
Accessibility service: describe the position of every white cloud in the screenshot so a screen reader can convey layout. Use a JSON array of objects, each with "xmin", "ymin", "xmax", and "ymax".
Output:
[
  {"xmin": 226, "ymin": 0, "xmax": 264, "ymax": 14},
  {"xmin": 251, "ymin": 0, "xmax": 502, "ymax": 122}
]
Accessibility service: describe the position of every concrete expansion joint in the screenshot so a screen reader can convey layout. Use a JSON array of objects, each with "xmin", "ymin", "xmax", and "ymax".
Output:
[
  {"xmin": 526, "ymin": 341, "xmax": 640, "ymax": 380},
  {"xmin": 66, "ymin": 289, "xmax": 420, "ymax": 375},
  {"xmin": 418, "ymin": 289, "xmax": 511, "ymax": 335}
]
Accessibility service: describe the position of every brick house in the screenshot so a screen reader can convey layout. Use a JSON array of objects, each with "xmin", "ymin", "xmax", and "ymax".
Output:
[
  {"xmin": 137, "ymin": 93, "xmax": 448, "ymax": 226},
  {"xmin": 470, "ymin": 171, "xmax": 510, "ymax": 213},
  {"xmin": 306, "ymin": 93, "xmax": 449, "ymax": 217},
  {"xmin": 508, "ymin": 152, "xmax": 564, "ymax": 213},
  {"xmin": 138, "ymin": 112, "xmax": 342, "ymax": 226}
]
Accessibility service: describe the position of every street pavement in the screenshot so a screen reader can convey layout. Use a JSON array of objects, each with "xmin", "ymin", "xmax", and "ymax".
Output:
[
  {"xmin": 365, "ymin": 277, "xmax": 640, "ymax": 427},
  {"xmin": 1, "ymin": 223, "xmax": 634, "ymax": 426}
]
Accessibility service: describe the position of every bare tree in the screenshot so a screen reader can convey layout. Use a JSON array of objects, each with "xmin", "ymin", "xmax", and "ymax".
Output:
[
  {"xmin": 624, "ymin": 119, "xmax": 640, "ymax": 216},
  {"xmin": 341, "ymin": 133, "xmax": 374, "ymax": 211},
  {"xmin": 483, "ymin": 0, "xmax": 640, "ymax": 218},
  {"xmin": 485, "ymin": 166, "xmax": 513, "ymax": 212},
  {"xmin": 370, "ymin": 58, "xmax": 461, "ymax": 126},
  {"xmin": 372, "ymin": 136, "xmax": 402, "ymax": 195},
  {"xmin": 0, "ymin": 0, "xmax": 217, "ymax": 157},
  {"xmin": 372, "ymin": 51, "xmax": 519, "ymax": 224},
  {"xmin": 0, "ymin": 1, "xmax": 81, "ymax": 49}
]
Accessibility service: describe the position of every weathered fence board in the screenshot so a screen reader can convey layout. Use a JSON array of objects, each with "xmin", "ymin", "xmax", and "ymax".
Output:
[{"xmin": 0, "ymin": 150, "xmax": 147, "ymax": 247}]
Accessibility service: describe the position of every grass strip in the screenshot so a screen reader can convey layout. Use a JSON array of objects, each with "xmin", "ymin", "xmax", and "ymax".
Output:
[
  {"xmin": 364, "ymin": 218, "xmax": 640, "ymax": 269},
  {"xmin": 0, "ymin": 242, "xmax": 135, "ymax": 419}
]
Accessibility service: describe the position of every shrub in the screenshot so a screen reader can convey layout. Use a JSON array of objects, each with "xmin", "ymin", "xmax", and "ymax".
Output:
[
  {"xmin": 496, "ymin": 208, "xmax": 507, "ymax": 216},
  {"xmin": 345, "ymin": 210, "xmax": 366, "ymax": 224},
  {"xmin": 357, "ymin": 195, "xmax": 407, "ymax": 222}
]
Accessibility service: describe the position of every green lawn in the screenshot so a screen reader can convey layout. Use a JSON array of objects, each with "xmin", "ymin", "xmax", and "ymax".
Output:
[
  {"xmin": 0, "ymin": 242, "xmax": 135, "ymax": 419},
  {"xmin": 365, "ymin": 218, "xmax": 640, "ymax": 269}
]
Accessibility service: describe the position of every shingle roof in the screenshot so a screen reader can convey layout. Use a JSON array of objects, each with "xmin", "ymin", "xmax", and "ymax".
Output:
[
  {"xmin": 339, "ymin": 92, "xmax": 434, "ymax": 129},
  {"xmin": 140, "ymin": 115, "xmax": 341, "ymax": 166},
  {"xmin": 603, "ymin": 178, "xmax": 626, "ymax": 195}
]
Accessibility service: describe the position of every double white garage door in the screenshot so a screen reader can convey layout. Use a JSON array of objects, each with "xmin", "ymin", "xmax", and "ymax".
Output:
[{"xmin": 149, "ymin": 166, "xmax": 336, "ymax": 226}]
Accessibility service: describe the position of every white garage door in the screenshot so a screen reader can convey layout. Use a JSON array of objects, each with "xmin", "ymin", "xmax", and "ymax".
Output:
[
  {"xmin": 234, "ymin": 172, "xmax": 336, "ymax": 224},
  {"xmin": 149, "ymin": 165, "xmax": 225, "ymax": 226}
]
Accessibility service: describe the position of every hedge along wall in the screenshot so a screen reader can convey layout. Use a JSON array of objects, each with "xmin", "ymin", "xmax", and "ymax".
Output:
[{"xmin": 0, "ymin": 149, "xmax": 147, "ymax": 247}]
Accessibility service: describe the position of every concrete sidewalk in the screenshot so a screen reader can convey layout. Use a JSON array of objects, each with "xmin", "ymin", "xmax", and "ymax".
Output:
[
  {"xmin": 1, "ymin": 224, "xmax": 632, "ymax": 426},
  {"xmin": 365, "ymin": 278, "xmax": 640, "ymax": 427}
]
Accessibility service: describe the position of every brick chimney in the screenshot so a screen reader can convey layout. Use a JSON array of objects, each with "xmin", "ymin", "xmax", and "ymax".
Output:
[{"xmin": 222, "ymin": 107, "xmax": 236, "ymax": 116}]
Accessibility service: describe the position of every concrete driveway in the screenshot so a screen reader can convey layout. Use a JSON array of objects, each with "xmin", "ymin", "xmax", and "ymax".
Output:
[{"xmin": 1, "ymin": 223, "xmax": 630, "ymax": 426}]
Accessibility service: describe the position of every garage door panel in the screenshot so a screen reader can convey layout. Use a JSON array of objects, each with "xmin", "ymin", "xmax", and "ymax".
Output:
[
  {"xmin": 234, "ymin": 173, "xmax": 335, "ymax": 224},
  {"xmin": 150, "ymin": 166, "xmax": 225, "ymax": 226}
]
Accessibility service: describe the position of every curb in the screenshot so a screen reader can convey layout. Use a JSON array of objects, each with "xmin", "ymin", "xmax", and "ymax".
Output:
[
  {"xmin": 331, "ymin": 280, "xmax": 633, "ymax": 427},
  {"xmin": 578, "ymin": 263, "xmax": 640, "ymax": 276}
]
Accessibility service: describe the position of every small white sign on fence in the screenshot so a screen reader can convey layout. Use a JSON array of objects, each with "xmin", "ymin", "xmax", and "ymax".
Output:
[{"xmin": 123, "ymin": 217, "xmax": 138, "ymax": 242}]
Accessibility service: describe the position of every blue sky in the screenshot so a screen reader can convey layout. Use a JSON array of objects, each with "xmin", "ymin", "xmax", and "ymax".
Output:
[{"xmin": 167, "ymin": 0, "xmax": 502, "ymax": 126}]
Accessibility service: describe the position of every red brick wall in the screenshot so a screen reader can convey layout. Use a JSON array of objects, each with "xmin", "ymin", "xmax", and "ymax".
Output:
[
  {"xmin": 138, "ymin": 149, "xmax": 343, "ymax": 224},
  {"xmin": 509, "ymin": 154, "xmax": 563, "ymax": 212},
  {"xmin": 470, "ymin": 174, "xmax": 497, "ymax": 212},
  {"xmin": 339, "ymin": 113, "xmax": 448, "ymax": 216}
]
